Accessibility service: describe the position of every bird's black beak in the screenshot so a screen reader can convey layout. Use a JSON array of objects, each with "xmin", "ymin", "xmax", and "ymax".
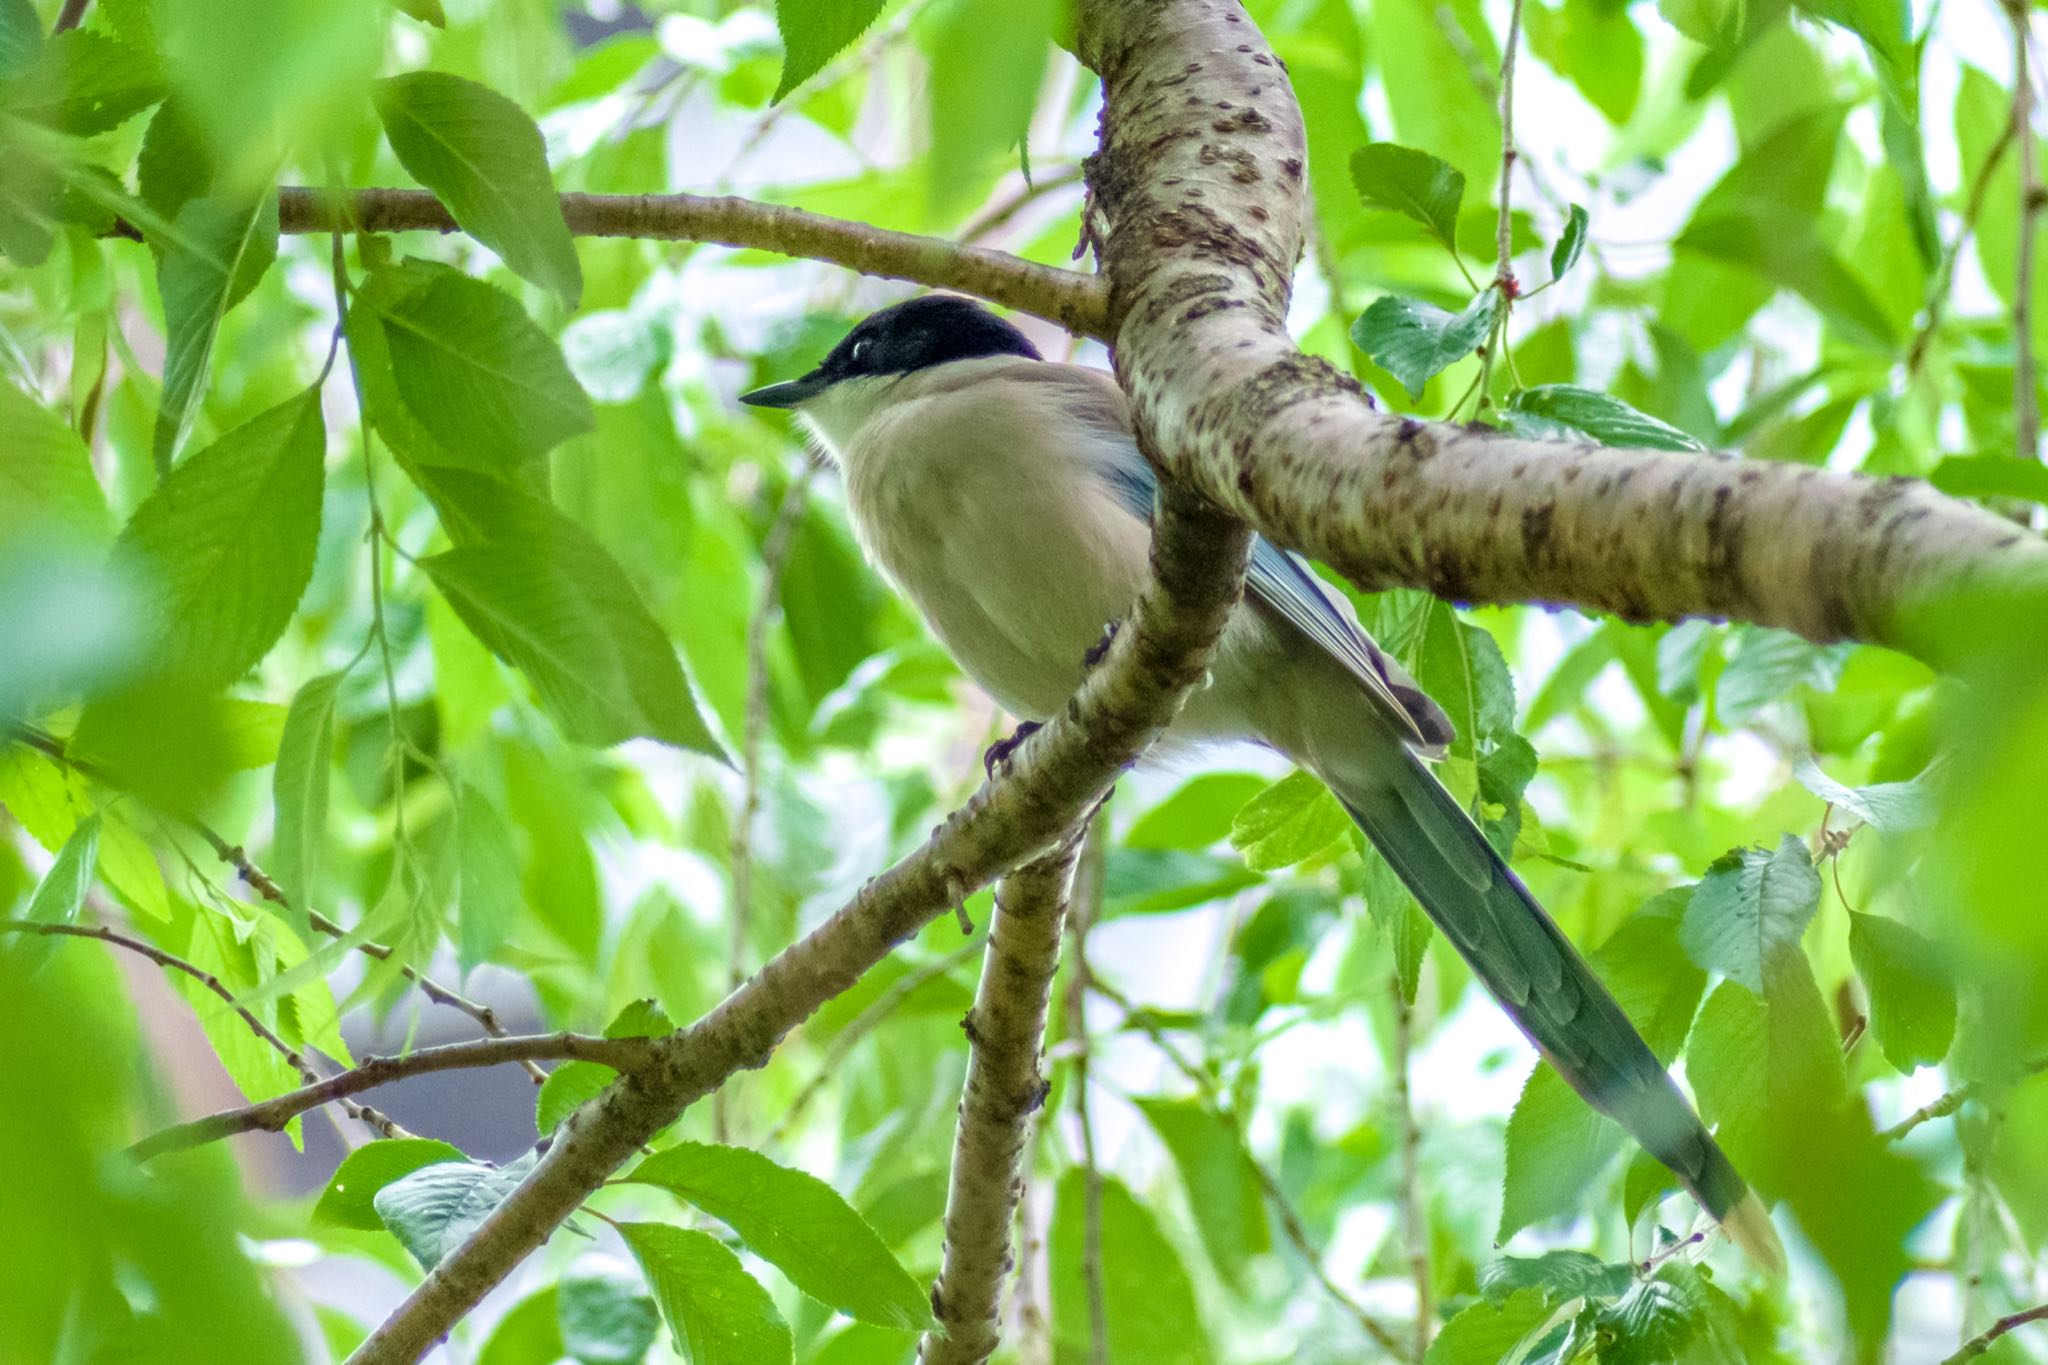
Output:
[{"xmin": 739, "ymin": 369, "xmax": 829, "ymax": 409}]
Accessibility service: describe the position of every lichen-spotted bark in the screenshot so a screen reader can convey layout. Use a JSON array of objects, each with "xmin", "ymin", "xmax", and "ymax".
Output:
[
  {"xmin": 343, "ymin": 488, "xmax": 1250, "ymax": 1365},
  {"xmin": 1077, "ymin": 0, "xmax": 2048, "ymax": 666},
  {"xmin": 920, "ymin": 840, "xmax": 1083, "ymax": 1365}
]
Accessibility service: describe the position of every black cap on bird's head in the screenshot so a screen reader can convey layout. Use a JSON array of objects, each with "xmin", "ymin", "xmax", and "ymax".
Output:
[{"xmin": 739, "ymin": 295, "xmax": 1042, "ymax": 409}]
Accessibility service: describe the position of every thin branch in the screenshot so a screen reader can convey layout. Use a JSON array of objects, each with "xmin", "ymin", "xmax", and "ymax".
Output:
[
  {"xmin": 1061, "ymin": 825, "xmax": 1110, "ymax": 1365},
  {"xmin": 1494, "ymin": 0, "xmax": 1522, "ymax": 295},
  {"xmin": 2011, "ymin": 0, "xmax": 2041, "ymax": 460},
  {"xmin": 129, "ymin": 1032, "xmax": 655, "ymax": 1161},
  {"xmin": 1392, "ymin": 976, "xmax": 1431, "ymax": 1357},
  {"xmin": 52, "ymin": 0, "xmax": 89, "ymax": 32},
  {"xmin": 1092, "ymin": 979, "xmax": 1414, "ymax": 1361},
  {"xmin": 768, "ymin": 939, "xmax": 985, "ymax": 1144},
  {"xmin": 1942, "ymin": 1302, "xmax": 2048, "ymax": 1364},
  {"xmin": 922, "ymin": 836, "xmax": 1085, "ymax": 1365},
  {"xmin": 1881, "ymin": 1054, "xmax": 2048, "ymax": 1141},
  {"xmin": 961, "ymin": 166, "xmax": 1088, "ymax": 246},
  {"xmin": 718, "ymin": 461, "xmax": 816, "ymax": 1143},
  {"xmin": 0, "ymin": 917, "xmax": 413, "ymax": 1142},
  {"xmin": 248, "ymin": 187, "xmax": 1110, "ymax": 341},
  {"xmin": 341, "ymin": 482, "xmax": 1251, "ymax": 1364},
  {"xmin": 1907, "ymin": 119, "xmax": 2019, "ymax": 380},
  {"xmin": 7, "ymin": 725, "xmax": 545, "ymax": 1082}
]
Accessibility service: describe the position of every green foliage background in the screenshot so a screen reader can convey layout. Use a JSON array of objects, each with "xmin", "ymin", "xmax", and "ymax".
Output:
[{"xmin": 1, "ymin": 0, "xmax": 2045, "ymax": 1359}]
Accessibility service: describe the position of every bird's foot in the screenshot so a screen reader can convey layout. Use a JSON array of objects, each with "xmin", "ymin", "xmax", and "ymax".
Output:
[
  {"xmin": 982, "ymin": 720, "xmax": 1043, "ymax": 777},
  {"xmin": 1083, "ymin": 619, "xmax": 1121, "ymax": 669}
]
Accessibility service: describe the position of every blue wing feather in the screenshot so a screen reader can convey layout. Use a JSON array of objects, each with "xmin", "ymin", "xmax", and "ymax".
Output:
[{"xmin": 1094, "ymin": 456, "xmax": 1450, "ymax": 749}]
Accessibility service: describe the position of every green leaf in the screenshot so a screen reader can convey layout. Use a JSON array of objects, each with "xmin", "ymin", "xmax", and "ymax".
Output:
[
  {"xmin": 114, "ymin": 388, "xmax": 325, "ymax": 692},
  {"xmin": 373, "ymin": 1151, "xmax": 537, "ymax": 1269},
  {"xmin": 479, "ymin": 1287, "xmax": 565, "ymax": 1365},
  {"xmin": 367, "ymin": 261, "xmax": 593, "ymax": 466},
  {"xmin": 1050, "ymin": 1170, "xmax": 1213, "ymax": 1365},
  {"xmin": 1363, "ymin": 850, "xmax": 1433, "ymax": 1002},
  {"xmin": 1686, "ymin": 955, "xmax": 1845, "ymax": 1198},
  {"xmin": 1424, "ymin": 1287, "xmax": 1551, "ymax": 1364},
  {"xmin": 1929, "ymin": 453, "xmax": 2048, "ymax": 506},
  {"xmin": 1595, "ymin": 1273, "xmax": 1702, "ymax": 1365},
  {"xmin": 1103, "ymin": 849, "xmax": 1261, "ymax": 917},
  {"xmin": 0, "ymin": 0, "xmax": 39, "ymax": 81},
  {"xmin": 558, "ymin": 1271, "xmax": 661, "ymax": 1365},
  {"xmin": 1349, "ymin": 143, "xmax": 1466, "ymax": 249},
  {"xmin": 605, "ymin": 998, "xmax": 675, "ymax": 1039},
  {"xmin": 925, "ymin": 0, "xmax": 1055, "ymax": 211},
  {"xmin": 1677, "ymin": 213, "xmax": 1897, "ymax": 351},
  {"xmin": 414, "ymin": 468, "xmax": 724, "ymax": 757},
  {"xmin": 1848, "ymin": 911, "xmax": 1956, "ymax": 1072},
  {"xmin": 627, "ymin": 1143, "xmax": 933, "ymax": 1331},
  {"xmin": 3, "ymin": 30, "xmax": 164, "ymax": 135},
  {"xmin": 1679, "ymin": 835, "xmax": 1821, "ymax": 992},
  {"xmin": 1791, "ymin": 756, "xmax": 1935, "ymax": 834},
  {"xmin": 1350, "ymin": 289, "xmax": 1498, "ymax": 400},
  {"xmin": 1125, "ymin": 773, "xmax": 1270, "ymax": 851},
  {"xmin": 1478, "ymin": 1250, "xmax": 1633, "ymax": 1304},
  {"xmin": 1499, "ymin": 1064, "xmax": 1625, "ymax": 1241},
  {"xmin": 0, "ymin": 380, "xmax": 113, "ymax": 544},
  {"xmin": 1133, "ymin": 1097, "xmax": 1269, "ymax": 1285},
  {"xmin": 136, "ymin": 97, "xmax": 214, "ymax": 222},
  {"xmin": 1548, "ymin": 204, "xmax": 1589, "ymax": 281},
  {"xmin": 617, "ymin": 1222, "xmax": 794, "ymax": 1365},
  {"xmin": 536, "ymin": 1059, "xmax": 614, "ymax": 1134},
  {"xmin": 270, "ymin": 670, "xmax": 345, "ymax": 915},
  {"xmin": 1229, "ymin": 769, "xmax": 1352, "ymax": 872},
  {"xmin": 151, "ymin": 194, "xmax": 279, "ymax": 474},
  {"xmin": 391, "ymin": 0, "xmax": 448, "ymax": 26},
  {"xmin": 312, "ymin": 1138, "xmax": 468, "ymax": 1230},
  {"xmin": 455, "ymin": 782, "xmax": 521, "ymax": 972},
  {"xmin": 5, "ymin": 813, "xmax": 100, "ymax": 972},
  {"xmin": 372, "ymin": 73, "xmax": 581, "ymax": 306},
  {"xmin": 772, "ymin": 0, "xmax": 885, "ymax": 101},
  {"xmin": 1500, "ymin": 384, "xmax": 1705, "ymax": 451}
]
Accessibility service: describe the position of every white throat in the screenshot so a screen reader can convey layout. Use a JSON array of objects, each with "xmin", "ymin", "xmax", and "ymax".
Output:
[{"xmin": 793, "ymin": 374, "xmax": 900, "ymax": 464}]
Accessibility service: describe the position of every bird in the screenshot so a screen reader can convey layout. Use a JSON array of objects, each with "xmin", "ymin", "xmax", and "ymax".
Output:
[{"xmin": 740, "ymin": 292, "xmax": 1782, "ymax": 1269}]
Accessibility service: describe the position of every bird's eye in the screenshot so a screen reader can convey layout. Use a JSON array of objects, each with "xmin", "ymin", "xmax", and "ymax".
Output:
[{"xmin": 848, "ymin": 338, "xmax": 872, "ymax": 366}]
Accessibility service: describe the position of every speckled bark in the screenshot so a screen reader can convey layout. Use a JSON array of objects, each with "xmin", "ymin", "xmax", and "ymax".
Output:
[
  {"xmin": 921, "ymin": 843, "xmax": 1082, "ymax": 1365},
  {"xmin": 1077, "ymin": 0, "xmax": 2048, "ymax": 665},
  {"xmin": 344, "ymin": 488, "xmax": 1249, "ymax": 1365}
]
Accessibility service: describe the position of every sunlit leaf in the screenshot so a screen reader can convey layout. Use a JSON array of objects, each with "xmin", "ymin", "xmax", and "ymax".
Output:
[
  {"xmin": 618, "ymin": 1222, "xmax": 794, "ymax": 1365},
  {"xmin": 1679, "ymin": 835, "xmax": 1821, "ymax": 992},
  {"xmin": 270, "ymin": 669, "xmax": 345, "ymax": 917},
  {"xmin": 627, "ymin": 1143, "xmax": 933, "ymax": 1331},
  {"xmin": 1229, "ymin": 769, "xmax": 1351, "ymax": 872},
  {"xmin": 313, "ymin": 1139, "xmax": 469, "ymax": 1230},
  {"xmin": 1849, "ymin": 911, "xmax": 1955, "ymax": 1072},
  {"xmin": 1050, "ymin": 1171, "xmax": 1214, "ymax": 1365},
  {"xmin": 773, "ymin": 0, "xmax": 884, "ymax": 101},
  {"xmin": 151, "ymin": 193, "xmax": 279, "ymax": 474},
  {"xmin": 1501, "ymin": 384, "xmax": 1705, "ymax": 451},
  {"xmin": 1349, "ymin": 142, "xmax": 1466, "ymax": 250},
  {"xmin": 373, "ymin": 72, "xmax": 581, "ymax": 306},
  {"xmin": 1548, "ymin": 204, "xmax": 1589, "ymax": 281}
]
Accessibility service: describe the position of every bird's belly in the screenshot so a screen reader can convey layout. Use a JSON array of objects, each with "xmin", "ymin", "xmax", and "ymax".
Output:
[{"xmin": 844, "ymin": 453, "xmax": 1143, "ymax": 722}]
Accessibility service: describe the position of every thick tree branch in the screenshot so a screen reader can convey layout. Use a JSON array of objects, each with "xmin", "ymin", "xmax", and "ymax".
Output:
[
  {"xmin": 269, "ymin": 187, "xmax": 1112, "ymax": 341},
  {"xmin": 343, "ymin": 485, "xmax": 1251, "ymax": 1364},
  {"xmin": 1077, "ymin": 0, "xmax": 2048, "ymax": 667},
  {"xmin": 128, "ymin": 1032, "xmax": 654, "ymax": 1162},
  {"xmin": 922, "ymin": 838, "xmax": 1084, "ymax": 1365}
]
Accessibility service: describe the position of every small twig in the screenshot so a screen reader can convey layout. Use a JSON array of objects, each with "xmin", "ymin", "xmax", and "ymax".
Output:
[
  {"xmin": 718, "ymin": 462, "xmax": 816, "ymax": 1143},
  {"xmin": 1063, "ymin": 826, "xmax": 1110, "ymax": 1365},
  {"xmin": 0, "ymin": 917, "xmax": 413, "ymax": 1142},
  {"xmin": 7, "ymin": 725, "xmax": 546, "ymax": 1082},
  {"xmin": 1494, "ymin": 0, "xmax": 1522, "ymax": 294},
  {"xmin": 129, "ymin": 1031, "xmax": 655, "ymax": 1161},
  {"xmin": 1906, "ymin": 120, "xmax": 2019, "ymax": 380},
  {"xmin": 2009, "ymin": 0, "xmax": 2041, "ymax": 460},
  {"xmin": 1392, "ymin": 975, "xmax": 1432, "ymax": 1356},
  {"xmin": 1942, "ymin": 1302, "xmax": 2048, "ymax": 1363},
  {"xmin": 52, "ymin": 0, "xmax": 90, "ymax": 31},
  {"xmin": 921, "ymin": 835, "xmax": 1085, "ymax": 1365},
  {"xmin": 1881, "ymin": 1054, "xmax": 2048, "ymax": 1141},
  {"xmin": 1639, "ymin": 1230, "xmax": 1708, "ymax": 1275},
  {"xmin": 768, "ymin": 939, "xmax": 985, "ymax": 1144}
]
